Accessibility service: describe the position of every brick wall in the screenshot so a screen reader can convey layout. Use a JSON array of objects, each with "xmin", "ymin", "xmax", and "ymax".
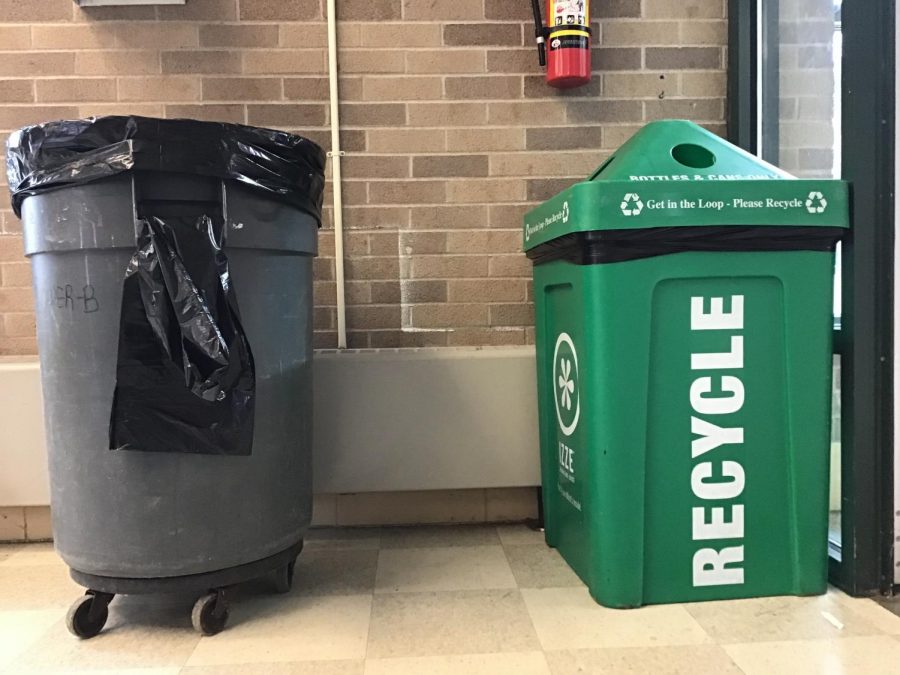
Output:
[{"xmin": 0, "ymin": 0, "xmax": 727, "ymax": 355}]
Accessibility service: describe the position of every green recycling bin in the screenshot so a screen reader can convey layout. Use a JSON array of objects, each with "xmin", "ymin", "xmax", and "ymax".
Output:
[{"xmin": 524, "ymin": 120, "xmax": 848, "ymax": 608}]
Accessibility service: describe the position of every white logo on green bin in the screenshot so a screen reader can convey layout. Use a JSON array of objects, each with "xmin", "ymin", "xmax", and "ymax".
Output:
[
  {"xmin": 621, "ymin": 193, "xmax": 644, "ymax": 216},
  {"xmin": 553, "ymin": 332, "xmax": 580, "ymax": 436},
  {"xmin": 806, "ymin": 191, "xmax": 828, "ymax": 214}
]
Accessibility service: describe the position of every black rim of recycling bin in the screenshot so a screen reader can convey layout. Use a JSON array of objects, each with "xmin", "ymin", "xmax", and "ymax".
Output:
[
  {"xmin": 68, "ymin": 539, "xmax": 304, "ymax": 595},
  {"xmin": 526, "ymin": 225, "xmax": 845, "ymax": 266}
]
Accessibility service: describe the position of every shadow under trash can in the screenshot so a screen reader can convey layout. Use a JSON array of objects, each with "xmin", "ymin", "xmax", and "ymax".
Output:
[
  {"xmin": 6, "ymin": 116, "xmax": 325, "ymax": 637},
  {"xmin": 524, "ymin": 120, "xmax": 849, "ymax": 608}
]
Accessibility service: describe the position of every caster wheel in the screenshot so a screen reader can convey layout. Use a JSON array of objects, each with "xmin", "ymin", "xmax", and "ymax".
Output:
[
  {"xmin": 273, "ymin": 559, "xmax": 296, "ymax": 594},
  {"xmin": 192, "ymin": 591, "xmax": 229, "ymax": 636},
  {"xmin": 66, "ymin": 591, "xmax": 113, "ymax": 639}
]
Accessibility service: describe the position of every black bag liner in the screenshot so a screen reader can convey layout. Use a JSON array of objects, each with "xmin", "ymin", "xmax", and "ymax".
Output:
[{"xmin": 6, "ymin": 116, "xmax": 325, "ymax": 456}]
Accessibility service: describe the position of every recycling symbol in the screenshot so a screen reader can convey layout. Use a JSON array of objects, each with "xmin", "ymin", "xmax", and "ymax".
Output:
[
  {"xmin": 806, "ymin": 191, "xmax": 828, "ymax": 214},
  {"xmin": 562, "ymin": 201, "xmax": 570, "ymax": 223},
  {"xmin": 621, "ymin": 193, "xmax": 644, "ymax": 217}
]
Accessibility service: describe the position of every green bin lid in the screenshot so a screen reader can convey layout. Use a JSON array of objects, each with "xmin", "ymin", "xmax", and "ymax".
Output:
[{"xmin": 524, "ymin": 120, "xmax": 849, "ymax": 251}]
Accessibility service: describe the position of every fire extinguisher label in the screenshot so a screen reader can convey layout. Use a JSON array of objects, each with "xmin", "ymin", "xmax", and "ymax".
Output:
[
  {"xmin": 549, "ymin": 33, "xmax": 590, "ymax": 52},
  {"xmin": 550, "ymin": 0, "xmax": 590, "ymax": 28}
]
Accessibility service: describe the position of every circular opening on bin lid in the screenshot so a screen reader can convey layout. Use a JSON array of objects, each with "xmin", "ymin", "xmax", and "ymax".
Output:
[{"xmin": 671, "ymin": 143, "xmax": 716, "ymax": 169}]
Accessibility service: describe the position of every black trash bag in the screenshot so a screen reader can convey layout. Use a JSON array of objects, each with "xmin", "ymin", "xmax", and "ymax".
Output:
[
  {"xmin": 110, "ymin": 213, "xmax": 255, "ymax": 455},
  {"xmin": 6, "ymin": 115, "xmax": 326, "ymax": 222}
]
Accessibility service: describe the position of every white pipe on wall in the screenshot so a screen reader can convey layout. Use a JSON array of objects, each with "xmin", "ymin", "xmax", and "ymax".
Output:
[{"xmin": 326, "ymin": 0, "xmax": 348, "ymax": 349}]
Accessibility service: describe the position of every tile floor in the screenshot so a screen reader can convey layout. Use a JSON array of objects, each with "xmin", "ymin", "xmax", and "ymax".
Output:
[{"xmin": 1, "ymin": 524, "xmax": 900, "ymax": 674}]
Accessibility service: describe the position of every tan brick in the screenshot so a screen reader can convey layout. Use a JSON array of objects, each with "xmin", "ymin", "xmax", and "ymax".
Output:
[
  {"xmin": 410, "ymin": 304, "xmax": 488, "ymax": 328},
  {"xmin": 448, "ymin": 279, "xmax": 525, "ymax": 302},
  {"xmin": 0, "ymin": 106, "xmax": 79, "ymax": 131},
  {"xmin": 445, "ymin": 230, "xmax": 520, "ymax": 254},
  {"xmin": 443, "ymin": 24, "xmax": 521, "ymax": 46},
  {"xmin": 82, "ymin": 103, "xmax": 157, "ymax": 119},
  {"xmin": 448, "ymin": 328, "xmax": 525, "ymax": 346},
  {"xmin": 347, "ymin": 305, "xmax": 401, "ymax": 329},
  {"xmin": 404, "ymin": 0, "xmax": 485, "ymax": 20},
  {"xmin": 75, "ymin": 5, "xmax": 156, "ymax": 21},
  {"xmin": 566, "ymin": 99, "xmax": 643, "ymax": 124},
  {"xmin": 3, "ymin": 313, "xmax": 34, "ymax": 338},
  {"xmin": 118, "ymin": 76, "xmax": 201, "ymax": 102},
  {"xmin": 446, "ymin": 179, "xmax": 525, "ymax": 203},
  {"xmin": 0, "ymin": 26, "xmax": 32, "ymax": 50},
  {"xmin": 360, "ymin": 23, "xmax": 442, "ymax": 47},
  {"xmin": 680, "ymin": 20, "xmax": 728, "ymax": 45},
  {"xmin": 397, "ymin": 280, "xmax": 447, "ymax": 303},
  {"xmin": 603, "ymin": 72, "xmax": 677, "ymax": 98},
  {"xmin": 488, "ymin": 254, "xmax": 530, "ymax": 277},
  {"xmin": 490, "ymin": 152, "xmax": 600, "ymax": 177},
  {"xmin": 0, "ymin": 53, "xmax": 74, "ymax": 78},
  {"xmin": 484, "ymin": 0, "xmax": 533, "ymax": 20},
  {"xmin": 446, "ymin": 76, "xmax": 522, "ymax": 100},
  {"xmin": 681, "ymin": 71, "xmax": 727, "ymax": 97},
  {"xmin": 410, "ymin": 205, "xmax": 488, "ymax": 229},
  {"xmin": 113, "ymin": 24, "xmax": 199, "ymax": 49},
  {"xmin": 345, "ymin": 256, "xmax": 400, "ymax": 280},
  {"xmin": 527, "ymin": 177, "xmax": 576, "ymax": 201},
  {"xmin": 162, "ymin": 51, "xmax": 242, "ymax": 75},
  {"xmin": 369, "ymin": 232, "xmax": 402, "ymax": 255},
  {"xmin": 367, "ymin": 281, "xmax": 397, "ymax": 304},
  {"xmin": 369, "ymin": 330, "xmax": 448, "ymax": 348},
  {"xmin": 488, "ymin": 203, "xmax": 533, "ymax": 229},
  {"xmin": 407, "ymin": 50, "xmax": 486, "ymax": 74},
  {"xmin": 339, "ymin": 0, "xmax": 400, "ymax": 20},
  {"xmin": 363, "ymin": 76, "xmax": 442, "ymax": 101},
  {"xmin": 369, "ymin": 180, "xmax": 446, "ymax": 205},
  {"xmin": 200, "ymin": 25, "xmax": 280, "ymax": 48},
  {"xmin": 343, "ymin": 206, "xmax": 410, "ymax": 230},
  {"xmin": 343, "ymin": 155, "xmax": 410, "ymax": 179},
  {"xmin": 313, "ymin": 331, "xmax": 338, "ymax": 349},
  {"xmin": 0, "ymin": 237, "xmax": 24, "ymax": 264},
  {"xmin": 407, "ymin": 255, "xmax": 488, "ymax": 279},
  {"xmin": 525, "ymin": 126, "xmax": 602, "ymax": 151},
  {"xmin": 314, "ymin": 305, "xmax": 336, "ymax": 330},
  {"xmin": 340, "ymin": 50, "xmax": 406, "ymax": 74},
  {"xmin": 75, "ymin": 51, "xmax": 160, "ymax": 76},
  {"xmin": 35, "ymin": 79, "xmax": 117, "ymax": 104},
  {"xmin": 240, "ymin": 0, "xmax": 319, "ymax": 21},
  {"xmin": 446, "ymin": 128, "xmax": 525, "ymax": 151},
  {"xmin": 413, "ymin": 155, "xmax": 489, "ymax": 178},
  {"xmin": 596, "ymin": 0, "xmax": 642, "ymax": 16},
  {"xmin": 602, "ymin": 124, "xmax": 643, "ymax": 149},
  {"xmin": 0, "ymin": 212, "xmax": 22, "ymax": 236},
  {"xmin": 0, "ymin": 81, "xmax": 33, "ymax": 104},
  {"xmin": 202, "ymin": 77, "xmax": 282, "ymax": 101},
  {"xmin": 485, "ymin": 49, "xmax": 543, "ymax": 74},
  {"xmin": 340, "ymin": 103, "xmax": 407, "ymax": 127},
  {"xmin": 600, "ymin": 20, "xmax": 682, "ymax": 46},
  {"xmin": 0, "ymin": 336, "xmax": 37, "ymax": 355},
  {"xmin": 0, "ymin": 0, "xmax": 70, "ymax": 21},
  {"xmin": 247, "ymin": 103, "xmax": 326, "ymax": 129},
  {"xmin": 408, "ymin": 103, "xmax": 487, "ymax": 127},
  {"xmin": 32, "ymin": 24, "xmax": 117, "ymax": 50},
  {"xmin": 0, "ymin": 262, "xmax": 29, "ymax": 288},
  {"xmin": 165, "ymin": 104, "xmax": 245, "ymax": 124},
  {"xmin": 0, "ymin": 288, "xmax": 32, "ymax": 312},
  {"xmin": 368, "ymin": 128, "xmax": 446, "ymax": 152},
  {"xmin": 280, "ymin": 24, "xmax": 331, "ymax": 48},
  {"xmin": 490, "ymin": 303, "xmax": 533, "ymax": 327},
  {"xmin": 398, "ymin": 231, "xmax": 447, "ymax": 254},
  {"xmin": 644, "ymin": 98, "xmax": 724, "ymax": 121},
  {"xmin": 243, "ymin": 50, "xmax": 326, "ymax": 75},
  {"xmin": 160, "ymin": 0, "xmax": 238, "ymax": 20},
  {"xmin": 338, "ymin": 76, "xmax": 364, "ymax": 101},
  {"xmin": 644, "ymin": 0, "xmax": 725, "ymax": 19},
  {"xmin": 284, "ymin": 77, "xmax": 330, "ymax": 101},
  {"xmin": 488, "ymin": 101, "xmax": 567, "ymax": 126},
  {"xmin": 646, "ymin": 47, "xmax": 722, "ymax": 70}
]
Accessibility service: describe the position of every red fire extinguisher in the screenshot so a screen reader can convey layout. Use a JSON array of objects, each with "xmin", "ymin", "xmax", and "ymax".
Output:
[{"xmin": 531, "ymin": 0, "xmax": 592, "ymax": 89}]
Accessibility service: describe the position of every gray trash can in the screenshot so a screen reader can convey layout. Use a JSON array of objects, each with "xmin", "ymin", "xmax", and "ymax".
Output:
[{"xmin": 6, "ymin": 117, "xmax": 325, "ymax": 637}]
